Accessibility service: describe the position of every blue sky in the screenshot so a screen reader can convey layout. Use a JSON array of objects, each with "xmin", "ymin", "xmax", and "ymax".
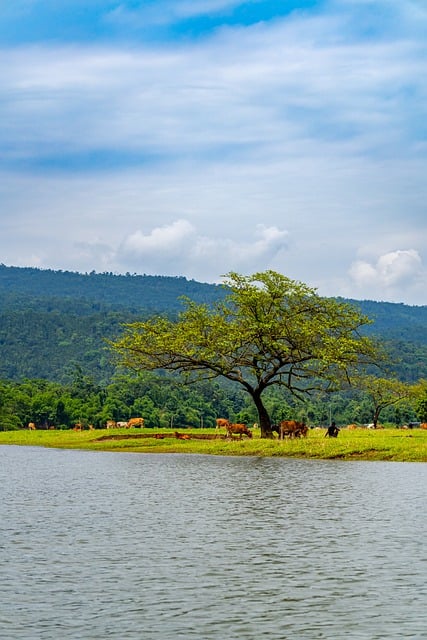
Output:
[{"xmin": 1, "ymin": 0, "xmax": 426, "ymax": 304}]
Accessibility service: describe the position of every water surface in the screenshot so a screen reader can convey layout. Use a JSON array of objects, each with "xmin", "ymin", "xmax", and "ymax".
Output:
[{"xmin": 1, "ymin": 446, "xmax": 426, "ymax": 639}]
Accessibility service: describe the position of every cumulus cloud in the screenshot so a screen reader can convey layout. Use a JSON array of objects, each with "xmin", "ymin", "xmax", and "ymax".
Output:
[
  {"xmin": 117, "ymin": 220, "xmax": 288, "ymax": 281},
  {"xmin": 121, "ymin": 219, "xmax": 196, "ymax": 258},
  {"xmin": 349, "ymin": 249, "xmax": 424, "ymax": 300}
]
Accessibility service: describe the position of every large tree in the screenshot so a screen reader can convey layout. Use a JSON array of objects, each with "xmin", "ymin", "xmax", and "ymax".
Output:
[{"xmin": 110, "ymin": 270, "xmax": 381, "ymax": 437}]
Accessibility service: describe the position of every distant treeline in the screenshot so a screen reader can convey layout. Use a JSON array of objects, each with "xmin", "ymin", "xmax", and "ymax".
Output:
[{"xmin": 0, "ymin": 371, "xmax": 420, "ymax": 432}]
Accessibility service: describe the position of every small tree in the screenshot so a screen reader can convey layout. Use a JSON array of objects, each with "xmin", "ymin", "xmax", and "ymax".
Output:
[
  {"xmin": 412, "ymin": 379, "xmax": 427, "ymax": 422},
  {"xmin": 355, "ymin": 375, "xmax": 413, "ymax": 427},
  {"xmin": 110, "ymin": 270, "xmax": 381, "ymax": 437}
]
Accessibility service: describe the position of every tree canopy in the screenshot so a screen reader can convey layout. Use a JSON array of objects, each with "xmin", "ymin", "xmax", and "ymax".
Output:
[
  {"xmin": 111, "ymin": 270, "xmax": 382, "ymax": 437},
  {"xmin": 352, "ymin": 375, "xmax": 414, "ymax": 427}
]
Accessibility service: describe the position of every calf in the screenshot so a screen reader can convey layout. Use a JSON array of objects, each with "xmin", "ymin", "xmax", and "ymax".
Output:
[
  {"xmin": 174, "ymin": 431, "xmax": 191, "ymax": 440},
  {"xmin": 215, "ymin": 418, "xmax": 230, "ymax": 430}
]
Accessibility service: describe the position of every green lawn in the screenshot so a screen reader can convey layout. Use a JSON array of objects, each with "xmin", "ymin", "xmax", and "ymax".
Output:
[{"xmin": 1, "ymin": 426, "xmax": 426, "ymax": 462}]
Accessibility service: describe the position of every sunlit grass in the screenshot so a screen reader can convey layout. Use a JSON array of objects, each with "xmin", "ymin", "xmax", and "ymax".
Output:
[{"xmin": 0, "ymin": 427, "xmax": 426, "ymax": 462}]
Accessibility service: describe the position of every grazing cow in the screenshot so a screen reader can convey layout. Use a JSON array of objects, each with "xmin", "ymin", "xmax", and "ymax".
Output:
[
  {"xmin": 73, "ymin": 423, "xmax": 83, "ymax": 432},
  {"xmin": 215, "ymin": 418, "xmax": 230, "ymax": 430},
  {"xmin": 226, "ymin": 423, "xmax": 253, "ymax": 439},
  {"xmin": 116, "ymin": 421, "xmax": 129, "ymax": 428},
  {"xmin": 421, "ymin": 423, "xmax": 427, "ymax": 430},
  {"xmin": 106, "ymin": 420, "xmax": 116, "ymax": 429},
  {"xmin": 273, "ymin": 420, "xmax": 308, "ymax": 439},
  {"xmin": 28, "ymin": 422, "xmax": 36, "ymax": 430},
  {"xmin": 127, "ymin": 417, "xmax": 145, "ymax": 428}
]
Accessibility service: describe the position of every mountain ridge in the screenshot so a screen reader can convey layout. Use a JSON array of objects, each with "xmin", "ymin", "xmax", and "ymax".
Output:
[{"xmin": 0, "ymin": 264, "xmax": 426, "ymax": 384}]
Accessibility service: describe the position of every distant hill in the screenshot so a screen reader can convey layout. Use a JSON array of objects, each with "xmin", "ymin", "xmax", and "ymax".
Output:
[
  {"xmin": 0, "ymin": 264, "xmax": 426, "ymax": 384},
  {"xmin": 0, "ymin": 264, "xmax": 226, "ymax": 313}
]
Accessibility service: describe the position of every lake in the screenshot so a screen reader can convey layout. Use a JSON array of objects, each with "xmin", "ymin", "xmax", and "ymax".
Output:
[{"xmin": 1, "ymin": 446, "xmax": 426, "ymax": 639}]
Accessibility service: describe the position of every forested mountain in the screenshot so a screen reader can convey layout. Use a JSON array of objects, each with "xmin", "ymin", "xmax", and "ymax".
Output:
[
  {"xmin": 0, "ymin": 264, "xmax": 225, "ymax": 313},
  {"xmin": 0, "ymin": 264, "xmax": 426, "ymax": 384}
]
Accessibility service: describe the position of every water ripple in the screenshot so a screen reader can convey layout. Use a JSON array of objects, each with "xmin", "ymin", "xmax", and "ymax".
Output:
[{"xmin": 0, "ymin": 447, "xmax": 426, "ymax": 639}]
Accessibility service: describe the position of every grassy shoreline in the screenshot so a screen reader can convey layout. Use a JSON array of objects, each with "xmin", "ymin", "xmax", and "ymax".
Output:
[{"xmin": 1, "ymin": 427, "xmax": 426, "ymax": 462}]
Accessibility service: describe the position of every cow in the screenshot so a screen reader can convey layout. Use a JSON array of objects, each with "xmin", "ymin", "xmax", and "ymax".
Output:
[
  {"xmin": 273, "ymin": 420, "xmax": 308, "ymax": 439},
  {"xmin": 106, "ymin": 420, "xmax": 116, "ymax": 429},
  {"xmin": 215, "ymin": 418, "xmax": 230, "ymax": 430},
  {"xmin": 421, "ymin": 423, "xmax": 427, "ymax": 430},
  {"xmin": 174, "ymin": 431, "xmax": 191, "ymax": 440},
  {"xmin": 226, "ymin": 423, "xmax": 253, "ymax": 439},
  {"xmin": 127, "ymin": 417, "xmax": 145, "ymax": 428},
  {"xmin": 28, "ymin": 422, "xmax": 36, "ymax": 430},
  {"xmin": 116, "ymin": 421, "xmax": 129, "ymax": 428}
]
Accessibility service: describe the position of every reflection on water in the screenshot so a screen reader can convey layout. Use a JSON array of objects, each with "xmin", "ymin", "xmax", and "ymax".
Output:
[{"xmin": 1, "ymin": 446, "xmax": 426, "ymax": 639}]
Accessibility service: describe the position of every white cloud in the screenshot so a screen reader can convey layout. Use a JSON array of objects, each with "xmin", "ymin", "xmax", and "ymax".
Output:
[
  {"xmin": 349, "ymin": 249, "xmax": 424, "ymax": 301},
  {"xmin": 116, "ymin": 220, "xmax": 288, "ymax": 282},
  {"xmin": 121, "ymin": 219, "xmax": 196, "ymax": 257}
]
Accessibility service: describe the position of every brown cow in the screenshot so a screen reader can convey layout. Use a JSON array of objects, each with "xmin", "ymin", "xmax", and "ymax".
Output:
[
  {"xmin": 226, "ymin": 423, "xmax": 253, "ymax": 439},
  {"xmin": 174, "ymin": 431, "xmax": 191, "ymax": 440},
  {"xmin": 420, "ymin": 423, "xmax": 427, "ymax": 430},
  {"xmin": 28, "ymin": 422, "xmax": 36, "ymax": 430},
  {"xmin": 215, "ymin": 418, "xmax": 230, "ymax": 430},
  {"xmin": 106, "ymin": 420, "xmax": 116, "ymax": 429},
  {"xmin": 273, "ymin": 420, "xmax": 308, "ymax": 439},
  {"xmin": 127, "ymin": 417, "xmax": 145, "ymax": 428}
]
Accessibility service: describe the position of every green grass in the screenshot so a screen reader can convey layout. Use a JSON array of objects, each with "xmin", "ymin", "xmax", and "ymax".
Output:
[{"xmin": 1, "ymin": 427, "xmax": 426, "ymax": 462}]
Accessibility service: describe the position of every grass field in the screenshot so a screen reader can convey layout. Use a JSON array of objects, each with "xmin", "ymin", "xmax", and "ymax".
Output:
[{"xmin": 1, "ymin": 426, "xmax": 426, "ymax": 462}]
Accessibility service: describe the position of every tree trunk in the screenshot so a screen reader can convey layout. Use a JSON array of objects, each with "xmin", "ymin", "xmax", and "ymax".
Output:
[
  {"xmin": 252, "ymin": 391, "xmax": 273, "ymax": 438},
  {"xmin": 373, "ymin": 408, "xmax": 380, "ymax": 428}
]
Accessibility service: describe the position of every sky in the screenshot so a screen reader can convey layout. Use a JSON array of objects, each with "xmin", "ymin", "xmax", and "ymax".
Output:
[{"xmin": 1, "ymin": 0, "xmax": 426, "ymax": 305}]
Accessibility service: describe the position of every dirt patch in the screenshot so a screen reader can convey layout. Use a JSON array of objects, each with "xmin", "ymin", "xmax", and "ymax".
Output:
[{"xmin": 95, "ymin": 431, "xmax": 225, "ymax": 442}]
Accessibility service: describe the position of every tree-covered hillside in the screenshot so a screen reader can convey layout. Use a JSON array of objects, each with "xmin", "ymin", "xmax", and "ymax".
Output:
[
  {"xmin": 0, "ymin": 264, "xmax": 226, "ymax": 313},
  {"xmin": 0, "ymin": 264, "xmax": 426, "ymax": 384}
]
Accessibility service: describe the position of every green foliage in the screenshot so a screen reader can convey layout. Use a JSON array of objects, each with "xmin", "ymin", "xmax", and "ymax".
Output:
[
  {"xmin": 0, "ymin": 372, "xmax": 245, "ymax": 431},
  {"xmin": 1, "ymin": 264, "xmax": 426, "ymax": 384}
]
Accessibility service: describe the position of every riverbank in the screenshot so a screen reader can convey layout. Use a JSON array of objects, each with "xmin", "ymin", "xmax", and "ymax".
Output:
[{"xmin": 1, "ymin": 427, "xmax": 426, "ymax": 462}]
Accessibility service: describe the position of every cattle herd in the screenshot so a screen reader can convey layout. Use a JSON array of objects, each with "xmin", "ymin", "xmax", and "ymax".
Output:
[{"xmin": 26, "ymin": 418, "xmax": 427, "ymax": 437}]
